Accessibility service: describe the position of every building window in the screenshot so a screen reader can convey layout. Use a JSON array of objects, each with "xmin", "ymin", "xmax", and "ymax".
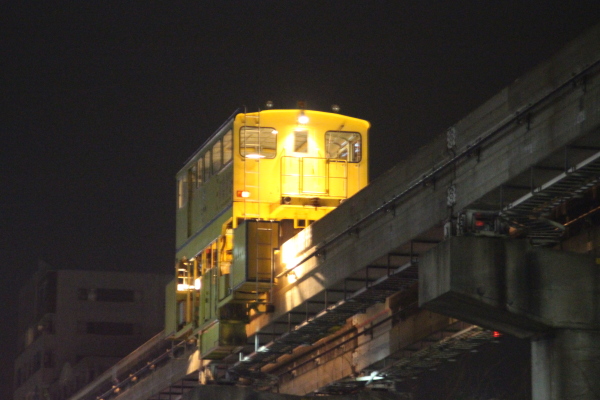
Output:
[
  {"xmin": 80, "ymin": 321, "xmax": 138, "ymax": 336},
  {"xmin": 240, "ymin": 127, "xmax": 277, "ymax": 159},
  {"xmin": 78, "ymin": 288, "xmax": 136, "ymax": 302}
]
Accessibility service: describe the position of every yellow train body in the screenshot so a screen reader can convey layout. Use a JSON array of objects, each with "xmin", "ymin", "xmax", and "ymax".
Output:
[{"xmin": 166, "ymin": 108, "xmax": 369, "ymax": 358}]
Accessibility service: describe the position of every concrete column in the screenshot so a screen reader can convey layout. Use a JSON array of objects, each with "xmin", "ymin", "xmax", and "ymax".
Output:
[
  {"xmin": 420, "ymin": 237, "xmax": 600, "ymax": 400},
  {"xmin": 532, "ymin": 329, "xmax": 600, "ymax": 400}
]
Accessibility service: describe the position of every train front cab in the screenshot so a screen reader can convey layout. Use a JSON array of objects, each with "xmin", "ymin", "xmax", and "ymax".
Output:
[{"xmin": 166, "ymin": 109, "xmax": 370, "ymax": 359}]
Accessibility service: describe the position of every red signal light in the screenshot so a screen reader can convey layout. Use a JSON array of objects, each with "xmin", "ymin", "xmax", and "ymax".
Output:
[{"xmin": 493, "ymin": 331, "xmax": 502, "ymax": 338}]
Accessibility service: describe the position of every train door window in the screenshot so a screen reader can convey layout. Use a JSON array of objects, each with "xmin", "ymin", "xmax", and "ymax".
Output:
[
  {"xmin": 213, "ymin": 139, "xmax": 223, "ymax": 172},
  {"xmin": 177, "ymin": 175, "xmax": 188, "ymax": 208},
  {"xmin": 240, "ymin": 127, "xmax": 276, "ymax": 159},
  {"xmin": 204, "ymin": 149, "xmax": 212, "ymax": 180},
  {"xmin": 212, "ymin": 245, "xmax": 219, "ymax": 274},
  {"xmin": 205, "ymin": 248, "xmax": 213, "ymax": 271},
  {"xmin": 294, "ymin": 129, "xmax": 308, "ymax": 153},
  {"xmin": 190, "ymin": 164, "xmax": 197, "ymax": 188},
  {"xmin": 223, "ymin": 129, "xmax": 232, "ymax": 164},
  {"xmin": 325, "ymin": 131, "xmax": 361, "ymax": 162},
  {"xmin": 195, "ymin": 256, "xmax": 202, "ymax": 276},
  {"xmin": 197, "ymin": 157, "xmax": 204, "ymax": 187}
]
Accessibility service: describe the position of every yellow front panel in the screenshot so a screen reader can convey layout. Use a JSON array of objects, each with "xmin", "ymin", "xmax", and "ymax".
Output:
[
  {"xmin": 300, "ymin": 157, "xmax": 328, "ymax": 195},
  {"xmin": 328, "ymin": 160, "xmax": 348, "ymax": 197},
  {"xmin": 281, "ymin": 156, "xmax": 301, "ymax": 195},
  {"xmin": 232, "ymin": 109, "xmax": 369, "ymax": 223}
]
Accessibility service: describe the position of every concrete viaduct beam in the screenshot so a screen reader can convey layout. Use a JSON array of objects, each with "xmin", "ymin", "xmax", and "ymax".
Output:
[
  {"xmin": 181, "ymin": 385, "xmax": 408, "ymax": 400},
  {"xmin": 419, "ymin": 236, "xmax": 600, "ymax": 400}
]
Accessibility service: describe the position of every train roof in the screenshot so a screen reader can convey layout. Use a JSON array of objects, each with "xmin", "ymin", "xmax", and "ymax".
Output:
[{"xmin": 177, "ymin": 108, "xmax": 369, "ymax": 176}]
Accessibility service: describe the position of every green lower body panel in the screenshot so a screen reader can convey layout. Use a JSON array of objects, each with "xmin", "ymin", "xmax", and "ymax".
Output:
[{"xmin": 201, "ymin": 321, "xmax": 246, "ymax": 360}]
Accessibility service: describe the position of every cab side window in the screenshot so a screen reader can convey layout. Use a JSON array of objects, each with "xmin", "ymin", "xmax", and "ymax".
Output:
[{"xmin": 325, "ymin": 131, "xmax": 361, "ymax": 162}]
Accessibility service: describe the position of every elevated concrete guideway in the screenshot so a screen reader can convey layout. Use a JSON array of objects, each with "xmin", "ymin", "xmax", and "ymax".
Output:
[
  {"xmin": 240, "ymin": 21, "xmax": 600, "ymax": 395},
  {"xmin": 70, "ymin": 23, "xmax": 600, "ymax": 400},
  {"xmin": 245, "ymin": 19, "xmax": 600, "ymax": 356}
]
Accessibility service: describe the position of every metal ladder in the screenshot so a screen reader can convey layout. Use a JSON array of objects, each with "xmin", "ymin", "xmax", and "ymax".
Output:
[{"xmin": 242, "ymin": 111, "xmax": 261, "ymax": 219}]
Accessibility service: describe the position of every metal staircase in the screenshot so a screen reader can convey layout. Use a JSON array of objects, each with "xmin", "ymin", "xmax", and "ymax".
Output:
[{"xmin": 501, "ymin": 150, "xmax": 600, "ymax": 244}]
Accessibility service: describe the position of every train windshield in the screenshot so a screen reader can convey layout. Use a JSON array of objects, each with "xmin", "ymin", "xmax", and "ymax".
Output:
[
  {"xmin": 294, "ymin": 129, "xmax": 308, "ymax": 153},
  {"xmin": 240, "ymin": 127, "xmax": 277, "ymax": 159},
  {"xmin": 325, "ymin": 131, "xmax": 361, "ymax": 162}
]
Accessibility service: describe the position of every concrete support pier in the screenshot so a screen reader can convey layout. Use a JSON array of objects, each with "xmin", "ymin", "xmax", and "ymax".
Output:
[
  {"xmin": 420, "ymin": 237, "xmax": 600, "ymax": 400},
  {"xmin": 532, "ymin": 330, "xmax": 600, "ymax": 400}
]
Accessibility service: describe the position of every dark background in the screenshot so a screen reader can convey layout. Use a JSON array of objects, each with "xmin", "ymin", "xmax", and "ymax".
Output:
[{"xmin": 2, "ymin": 2, "xmax": 599, "ymax": 398}]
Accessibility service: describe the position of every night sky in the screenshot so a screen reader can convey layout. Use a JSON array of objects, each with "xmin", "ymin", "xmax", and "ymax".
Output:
[{"xmin": 2, "ymin": 2, "xmax": 599, "ymax": 397}]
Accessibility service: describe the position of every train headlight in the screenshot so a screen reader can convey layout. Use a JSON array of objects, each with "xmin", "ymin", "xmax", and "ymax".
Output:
[{"xmin": 298, "ymin": 111, "xmax": 309, "ymax": 124}]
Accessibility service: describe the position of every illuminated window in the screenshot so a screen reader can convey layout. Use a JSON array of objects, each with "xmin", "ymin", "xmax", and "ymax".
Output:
[
  {"xmin": 190, "ymin": 164, "xmax": 197, "ymax": 188},
  {"xmin": 325, "ymin": 131, "xmax": 361, "ymax": 162},
  {"xmin": 196, "ymin": 157, "xmax": 204, "ymax": 187},
  {"xmin": 213, "ymin": 139, "xmax": 223, "ymax": 172},
  {"xmin": 223, "ymin": 129, "xmax": 233, "ymax": 164},
  {"xmin": 240, "ymin": 127, "xmax": 276, "ymax": 159},
  {"xmin": 204, "ymin": 149, "xmax": 212, "ymax": 179},
  {"xmin": 294, "ymin": 130, "xmax": 308, "ymax": 153},
  {"xmin": 177, "ymin": 175, "xmax": 188, "ymax": 208}
]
